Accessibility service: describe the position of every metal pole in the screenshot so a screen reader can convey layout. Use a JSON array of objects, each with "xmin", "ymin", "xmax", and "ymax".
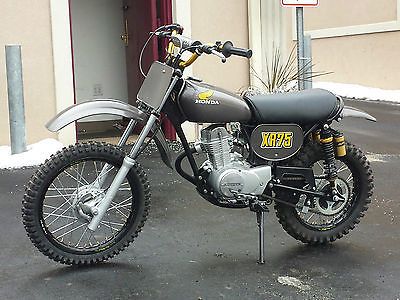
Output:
[
  {"xmin": 5, "ymin": 45, "xmax": 27, "ymax": 154},
  {"xmin": 304, "ymin": 34, "xmax": 313, "ymax": 90},
  {"xmin": 296, "ymin": 7, "xmax": 305, "ymax": 91}
]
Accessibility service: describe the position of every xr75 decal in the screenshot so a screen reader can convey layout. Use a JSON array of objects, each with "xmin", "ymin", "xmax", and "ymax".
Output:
[{"xmin": 260, "ymin": 132, "xmax": 293, "ymax": 149}]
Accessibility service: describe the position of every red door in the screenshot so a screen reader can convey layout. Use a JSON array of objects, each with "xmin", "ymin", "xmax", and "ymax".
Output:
[
  {"xmin": 122, "ymin": 0, "xmax": 176, "ymax": 140},
  {"xmin": 123, "ymin": 0, "xmax": 157, "ymax": 106}
]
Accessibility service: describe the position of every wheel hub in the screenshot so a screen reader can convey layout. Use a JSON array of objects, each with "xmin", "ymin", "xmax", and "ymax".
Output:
[
  {"xmin": 315, "ymin": 178, "xmax": 350, "ymax": 216},
  {"xmin": 72, "ymin": 185, "xmax": 105, "ymax": 221}
]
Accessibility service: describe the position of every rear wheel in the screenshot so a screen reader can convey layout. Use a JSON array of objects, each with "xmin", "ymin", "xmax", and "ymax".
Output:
[
  {"xmin": 274, "ymin": 142, "xmax": 373, "ymax": 244},
  {"xmin": 22, "ymin": 142, "xmax": 151, "ymax": 265}
]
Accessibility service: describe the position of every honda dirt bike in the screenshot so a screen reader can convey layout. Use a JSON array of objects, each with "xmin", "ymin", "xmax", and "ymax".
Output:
[{"xmin": 22, "ymin": 24, "xmax": 375, "ymax": 265}]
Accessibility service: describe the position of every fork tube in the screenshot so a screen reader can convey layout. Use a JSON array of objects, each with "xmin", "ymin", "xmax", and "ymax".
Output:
[
  {"xmin": 88, "ymin": 114, "xmax": 158, "ymax": 231},
  {"xmin": 117, "ymin": 119, "xmax": 137, "ymax": 147},
  {"xmin": 94, "ymin": 120, "xmax": 137, "ymax": 189},
  {"xmin": 129, "ymin": 114, "xmax": 158, "ymax": 158}
]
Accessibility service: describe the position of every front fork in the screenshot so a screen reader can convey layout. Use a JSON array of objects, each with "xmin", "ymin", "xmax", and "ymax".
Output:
[
  {"xmin": 88, "ymin": 75, "xmax": 179, "ymax": 231},
  {"xmin": 88, "ymin": 114, "xmax": 159, "ymax": 231}
]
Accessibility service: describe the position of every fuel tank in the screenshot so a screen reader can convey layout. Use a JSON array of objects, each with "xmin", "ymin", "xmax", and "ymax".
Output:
[{"xmin": 178, "ymin": 80, "xmax": 252, "ymax": 123}]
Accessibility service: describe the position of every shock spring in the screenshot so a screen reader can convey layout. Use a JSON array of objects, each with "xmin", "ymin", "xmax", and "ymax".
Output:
[{"xmin": 319, "ymin": 128, "xmax": 337, "ymax": 182}]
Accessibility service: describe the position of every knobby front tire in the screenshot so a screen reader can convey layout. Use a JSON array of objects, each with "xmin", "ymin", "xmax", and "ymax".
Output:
[{"xmin": 22, "ymin": 142, "xmax": 151, "ymax": 265}]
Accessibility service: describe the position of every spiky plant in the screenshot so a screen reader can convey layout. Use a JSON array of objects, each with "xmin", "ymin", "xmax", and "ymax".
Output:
[{"xmin": 244, "ymin": 45, "xmax": 331, "ymax": 96}]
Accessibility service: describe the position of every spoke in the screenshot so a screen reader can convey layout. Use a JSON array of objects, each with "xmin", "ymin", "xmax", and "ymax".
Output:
[
  {"xmin": 100, "ymin": 221, "xmax": 120, "ymax": 232},
  {"xmin": 109, "ymin": 202, "xmax": 131, "ymax": 210},
  {"xmin": 45, "ymin": 194, "xmax": 75, "ymax": 198},
  {"xmin": 306, "ymin": 213, "xmax": 315, "ymax": 222},
  {"xmin": 46, "ymin": 202, "xmax": 75, "ymax": 225},
  {"xmin": 50, "ymin": 219, "xmax": 79, "ymax": 234},
  {"xmin": 48, "ymin": 187, "xmax": 77, "ymax": 191},
  {"xmin": 56, "ymin": 223, "xmax": 87, "ymax": 239},
  {"xmin": 108, "ymin": 196, "xmax": 132, "ymax": 211},
  {"xmin": 44, "ymin": 197, "xmax": 73, "ymax": 221},
  {"xmin": 79, "ymin": 161, "xmax": 87, "ymax": 183},
  {"xmin": 50, "ymin": 183, "xmax": 74, "ymax": 206},
  {"xmin": 91, "ymin": 165, "xmax": 115, "ymax": 189},
  {"xmin": 75, "ymin": 226, "xmax": 89, "ymax": 247},
  {"xmin": 346, "ymin": 173, "xmax": 353, "ymax": 183},
  {"xmin": 54, "ymin": 176, "xmax": 77, "ymax": 206},
  {"xmin": 337, "ymin": 164, "xmax": 349, "ymax": 174},
  {"xmin": 109, "ymin": 201, "xmax": 129, "ymax": 218},
  {"xmin": 93, "ymin": 161, "xmax": 99, "ymax": 177},
  {"xmin": 316, "ymin": 161, "xmax": 324, "ymax": 172},
  {"xmin": 101, "ymin": 220, "xmax": 124, "ymax": 227},
  {"xmin": 44, "ymin": 204, "xmax": 60, "ymax": 210},
  {"xmin": 63, "ymin": 170, "xmax": 89, "ymax": 187},
  {"xmin": 86, "ymin": 230, "xmax": 94, "ymax": 247},
  {"xmin": 73, "ymin": 163, "xmax": 90, "ymax": 186},
  {"xmin": 43, "ymin": 212, "xmax": 77, "ymax": 220},
  {"xmin": 88, "ymin": 229, "xmax": 100, "ymax": 246}
]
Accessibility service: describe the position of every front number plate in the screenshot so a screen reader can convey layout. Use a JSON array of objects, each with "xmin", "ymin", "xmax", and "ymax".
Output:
[{"xmin": 137, "ymin": 61, "xmax": 174, "ymax": 110}]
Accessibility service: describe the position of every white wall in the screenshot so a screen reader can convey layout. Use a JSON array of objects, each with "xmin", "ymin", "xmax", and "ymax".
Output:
[{"xmin": 70, "ymin": 0, "xmax": 128, "ymax": 122}]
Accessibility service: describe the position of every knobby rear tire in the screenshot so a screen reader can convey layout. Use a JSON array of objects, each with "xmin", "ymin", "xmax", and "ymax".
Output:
[
  {"xmin": 274, "ymin": 142, "xmax": 374, "ymax": 245},
  {"xmin": 22, "ymin": 142, "xmax": 151, "ymax": 265}
]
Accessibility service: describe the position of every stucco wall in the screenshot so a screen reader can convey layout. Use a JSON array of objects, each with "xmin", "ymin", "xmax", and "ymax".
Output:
[
  {"xmin": 305, "ymin": 0, "xmax": 397, "ymax": 30},
  {"xmin": 310, "ymin": 31, "xmax": 400, "ymax": 90},
  {"xmin": 190, "ymin": 0, "xmax": 250, "ymax": 94},
  {"xmin": 0, "ymin": 0, "xmax": 57, "ymax": 145},
  {"xmin": 283, "ymin": 0, "xmax": 400, "ymax": 89}
]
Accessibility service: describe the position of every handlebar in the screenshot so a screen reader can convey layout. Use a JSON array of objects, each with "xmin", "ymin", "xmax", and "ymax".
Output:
[
  {"xmin": 221, "ymin": 41, "xmax": 253, "ymax": 59},
  {"xmin": 156, "ymin": 25, "xmax": 252, "ymax": 68}
]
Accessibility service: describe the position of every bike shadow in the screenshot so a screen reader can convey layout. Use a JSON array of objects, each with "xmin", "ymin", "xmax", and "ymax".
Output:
[
  {"xmin": 194, "ymin": 241, "xmax": 377, "ymax": 278},
  {"xmin": 22, "ymin": 260, "xmax": 148, "ymax": 294}
]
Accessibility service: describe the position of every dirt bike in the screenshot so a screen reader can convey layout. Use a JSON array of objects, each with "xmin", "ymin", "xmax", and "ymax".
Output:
[{"xmin": 22, "ymin": 24, "xmax": 375, "ymax": 265}]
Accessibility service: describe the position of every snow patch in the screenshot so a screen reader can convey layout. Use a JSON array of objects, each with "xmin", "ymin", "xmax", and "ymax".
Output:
[
  {"xmin": 314, "ymin": 82, "xmax": 400, "ymax": 103},
  {"xmin": 0, "ymin": 139, "xmax": 64, "ymax": 169},
  {"xmin": 277, "ymin": 276, "xmax": 310, "ymax": 291},
  {"xmin": 366, "ymin": 154, "xmax": 388, "ymax": 163}
]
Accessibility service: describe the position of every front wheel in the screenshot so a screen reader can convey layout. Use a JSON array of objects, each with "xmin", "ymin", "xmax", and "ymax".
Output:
[
  {"xmin": 275, "ymin": 142, "xmax": 374, "ymax": 244},
  {"xmin": 22, "ymin": 142, "xmax": 151, "ymax": 265}
]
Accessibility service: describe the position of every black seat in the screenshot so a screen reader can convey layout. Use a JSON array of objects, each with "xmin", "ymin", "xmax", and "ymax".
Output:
[{"xmin": 244, "ymin": 88, "xmax": 340, "ymax": 125}]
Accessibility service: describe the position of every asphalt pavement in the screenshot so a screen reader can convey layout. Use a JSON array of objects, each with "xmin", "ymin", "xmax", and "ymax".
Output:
[{"xmin": 0, "ymin": 100, "xmax": 399, "ymax": 300}]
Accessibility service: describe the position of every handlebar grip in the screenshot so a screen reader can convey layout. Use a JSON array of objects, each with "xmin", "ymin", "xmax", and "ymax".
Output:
[
  {"xmin": 163, "ymin": 23, "xmax": 184, "ymax": 34},
  {"xmin": 221, "ymin": 41, "xmax": 252, "ymax": 59}
]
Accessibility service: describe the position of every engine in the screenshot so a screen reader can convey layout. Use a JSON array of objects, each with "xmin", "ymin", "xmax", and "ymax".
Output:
[{"xmin": 198, "ymin": 126, "xmax": 271, "ymax": 200}]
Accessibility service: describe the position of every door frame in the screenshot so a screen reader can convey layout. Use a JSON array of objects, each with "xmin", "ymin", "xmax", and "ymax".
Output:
[{"xmin": 50, "ymin": 0, "xmax": 194, "ymax": 144}]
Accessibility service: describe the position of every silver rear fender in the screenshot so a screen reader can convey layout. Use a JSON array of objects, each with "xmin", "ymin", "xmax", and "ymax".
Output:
[{"xmin": 341, "ymin": 106, "xmax": 376, "ymax": 122}]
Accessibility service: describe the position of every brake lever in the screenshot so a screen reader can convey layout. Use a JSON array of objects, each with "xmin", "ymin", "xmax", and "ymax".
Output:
[{"xmin": 211, "ymin": 49, "xmax": 227, "ymax": 63}]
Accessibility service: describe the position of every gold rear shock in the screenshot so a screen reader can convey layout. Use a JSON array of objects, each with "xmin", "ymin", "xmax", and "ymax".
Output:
[
  {"xmin": 313, "ymin": 130, "xmax": 346, "ymax": 158},
  {"xmin": 334, "ymin": 132, "xmax": 346, "ymax": 157},
  {"xmin": 312, "ymin": 130, "xmax": 321, "ymax": 143}
]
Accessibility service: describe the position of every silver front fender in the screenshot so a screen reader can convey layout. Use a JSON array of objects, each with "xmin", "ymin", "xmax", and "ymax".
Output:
[
  {"xmin": 341, "ymin": 106, "xmax": 377, "ymax": 122},
  {"xmin": 46, "ymin": 99, "xmax": 146, "ymax": 131},
  {"xmin": 46, "ymin": 99, "xmax": 173, "ymax": 169}
]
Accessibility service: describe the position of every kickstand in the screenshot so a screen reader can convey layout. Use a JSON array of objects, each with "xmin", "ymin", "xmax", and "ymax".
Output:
[{"xmin": 256, "ymin": 210, "xmax": 265, "ymax": 264}]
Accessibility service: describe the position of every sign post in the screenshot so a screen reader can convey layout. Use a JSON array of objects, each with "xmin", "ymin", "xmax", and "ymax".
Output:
[
  {"xmin": 296, "ymin": 7, "xmax": 306, "ymax": 90},
  {"xmin": 281, "ymin": 0, "xmax": 319, "ymax": 90}
]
